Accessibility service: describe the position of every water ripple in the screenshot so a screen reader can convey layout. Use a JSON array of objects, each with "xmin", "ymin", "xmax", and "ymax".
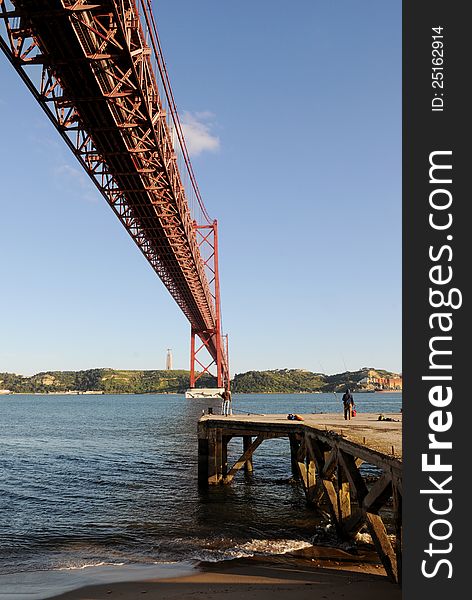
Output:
[{"xmin": 0, "ymin": 392, "xmax": 401, "ymax": 573}]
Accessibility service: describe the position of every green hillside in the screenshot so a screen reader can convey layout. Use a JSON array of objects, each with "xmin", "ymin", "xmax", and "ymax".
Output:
[
  {"xmin": 0, "ymin": 367, "xmax": 401, "ymax": 395},
  {"xmin": 0, "ymin": 369, "xmax": 215, "ymax": 394},
  {"xmin": 232, "ymin": 369, "xmax": 325, "ymax": 393},
  {"xmin": 233, "ymin": 368, "xmax": 400, "ymax": 393}
]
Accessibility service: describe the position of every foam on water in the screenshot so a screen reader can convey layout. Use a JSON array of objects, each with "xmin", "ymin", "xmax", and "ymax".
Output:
[
  {"xmin": 57, "ymin": 560, "xmax": 126, "ymax": 571},
  {"xmin": 186, "ymin": 538, "xmax": 313, "ymax": 562}
]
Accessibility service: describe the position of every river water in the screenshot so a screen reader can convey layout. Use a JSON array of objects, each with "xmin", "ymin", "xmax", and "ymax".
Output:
[{"xmin": 0, "ymin": 392, "xmax": 401, "ymax": 578}]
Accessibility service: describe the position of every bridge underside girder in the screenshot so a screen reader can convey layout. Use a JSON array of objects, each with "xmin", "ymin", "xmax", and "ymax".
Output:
[{"xmin": 0, "ymin": 0, "xmax": 229, "ymax": 384}]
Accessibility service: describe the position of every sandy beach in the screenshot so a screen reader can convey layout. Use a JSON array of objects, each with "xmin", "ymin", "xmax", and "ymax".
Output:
[{"xmin": 48, "ymin": 552, "xmax": 401, "ymax": 600}]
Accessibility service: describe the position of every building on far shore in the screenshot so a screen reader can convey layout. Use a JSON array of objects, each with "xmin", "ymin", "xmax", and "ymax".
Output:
[
  {"xmin": 358, "ymin": 370, "xmax": 402, "ymax": 391},
  {"xmin": 0, "ymin": 389, "xmax": 12, "ymax": 395}
]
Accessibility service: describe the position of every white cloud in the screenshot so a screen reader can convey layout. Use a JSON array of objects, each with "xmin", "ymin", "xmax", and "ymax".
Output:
[
  {"xmin": 53, "ymin": 163, "xmax": 98, "ymax": 203},
  {"xmin": 180, "ymin": 111, "xmax": 220, "ymax": 157},
  {"xmin": 54, "ymin": 163, "xmax": 85, "ymax": 181}
]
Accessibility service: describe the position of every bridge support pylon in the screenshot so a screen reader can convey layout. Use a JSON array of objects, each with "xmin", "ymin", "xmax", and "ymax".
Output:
[{"xmin": 189, "ymin": 221, "xmax": 229, "ymax": 392}]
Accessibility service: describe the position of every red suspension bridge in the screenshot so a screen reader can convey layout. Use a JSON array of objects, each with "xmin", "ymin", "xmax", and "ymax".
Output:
[{"xmin": 0, "ymin": 0, "xmax": 229, "ymax": 391}]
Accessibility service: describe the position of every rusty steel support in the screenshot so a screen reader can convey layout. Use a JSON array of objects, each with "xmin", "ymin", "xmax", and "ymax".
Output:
[
  {"xmin": 190, "ymin": 220, "xmax": 229, "ymax": 389},
  {"xmin": 0, "ymin": 0, "xmax": 229, "ymax": 384}
]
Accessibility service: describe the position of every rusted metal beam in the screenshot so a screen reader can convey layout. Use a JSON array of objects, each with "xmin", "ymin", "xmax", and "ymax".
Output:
[{"xmin": 0, "ymin": 0, "xmax": 230, "ymax": 386}]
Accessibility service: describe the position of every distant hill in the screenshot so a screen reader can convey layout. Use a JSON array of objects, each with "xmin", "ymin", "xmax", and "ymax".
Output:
[
  {"xmin": 233, "ymin": 368, "xmax": 401, "ymax": 393},
  {"xmin": 0, "ymin": 369, "xmax": 215, "ymax": 394},
  {"xmin": 232, "ymin": 369, "xmax": 325, "ymax": 393},
  {"xmin": 0, "ymin": 367, "xmax": 401, "ymax": 395}
]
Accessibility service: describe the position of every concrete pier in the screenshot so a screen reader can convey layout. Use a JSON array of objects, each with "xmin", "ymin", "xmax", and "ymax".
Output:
[{"xmin": 197, "ymin": 412, "xmax": 402, "ymax": 584}]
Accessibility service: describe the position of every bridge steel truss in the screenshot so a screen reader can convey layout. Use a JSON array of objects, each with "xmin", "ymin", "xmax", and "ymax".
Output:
[{"xmin": 0, "ymin": 0, "xmax": 229, "ymax": 388}]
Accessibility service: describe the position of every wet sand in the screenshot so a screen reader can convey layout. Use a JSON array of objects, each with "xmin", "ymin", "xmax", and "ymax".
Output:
[{"xmin": 49, "ymin": 553, "xmax": 401, "ymax": 600}]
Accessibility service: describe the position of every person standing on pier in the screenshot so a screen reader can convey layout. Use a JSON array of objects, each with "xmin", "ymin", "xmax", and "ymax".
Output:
[
  {"xmin": 342, "ymin": 389, "xmax": 355, "ymax": 420},
  {"xmin": 221, "ymin": 387, "xmax": 232, "ymax": 416}
]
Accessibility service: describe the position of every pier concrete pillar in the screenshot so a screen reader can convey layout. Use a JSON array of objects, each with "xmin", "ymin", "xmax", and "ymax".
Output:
[
  {"xmin": 243, "ymin": 436, "xmax": 253, "ymax": 474},
  {"xmin": 207, "ymin": 428, "xmax": 223, "ymax": 485},
  {"xmin": 306, "ymin": 457, "xmax": 316, "ymax": 503},
  {"xmin": 197, "ymin": 437, "xmax": 209, "ymax": 487},
  {"xmin": 338, "ymin": 480, "xmax": 352, "ymax": 526}
]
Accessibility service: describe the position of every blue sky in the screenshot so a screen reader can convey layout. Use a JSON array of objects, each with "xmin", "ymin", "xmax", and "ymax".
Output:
[{"xmin": 0, "ymin": 1, "xmax": 401, "ymax": 376}]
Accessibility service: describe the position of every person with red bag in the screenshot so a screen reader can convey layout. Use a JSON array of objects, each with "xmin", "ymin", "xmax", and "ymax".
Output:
[{"xmin": 342, "ymin": 389, "xmax": 355, "ymax": 420}]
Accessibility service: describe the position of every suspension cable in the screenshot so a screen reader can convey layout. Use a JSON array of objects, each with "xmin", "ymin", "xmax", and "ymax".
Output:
[{"xmin": 139, "ymin": 0, "xmax": 212, "ymax": 225}]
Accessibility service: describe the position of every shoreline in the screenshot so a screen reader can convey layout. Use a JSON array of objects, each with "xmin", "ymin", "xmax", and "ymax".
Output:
[
  {"xmin": 0, "ymin": 562, "xmax": 196, "ymax": 600},
  {"xmin": 0, "ymin": 547, "xmax": 401, "ymax": 600},
  {"xmin": 48, "ymin": 553, "xmax": 400, "ymax": 600}
]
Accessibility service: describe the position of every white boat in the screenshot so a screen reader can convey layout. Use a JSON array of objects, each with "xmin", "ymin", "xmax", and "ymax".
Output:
[{"xmin": 185, "ymin": 387, "xmax": 224, "ymax": 399}]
